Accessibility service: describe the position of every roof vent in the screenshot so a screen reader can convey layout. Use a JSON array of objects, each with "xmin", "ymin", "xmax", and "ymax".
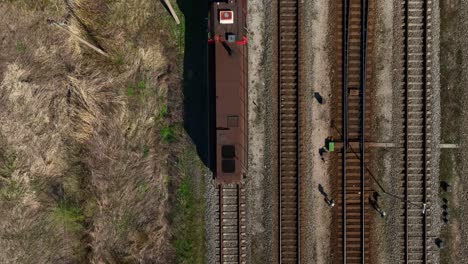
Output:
[{"xmin": 219, "ymin": 10, "xmax": 234, "ymax": 24}]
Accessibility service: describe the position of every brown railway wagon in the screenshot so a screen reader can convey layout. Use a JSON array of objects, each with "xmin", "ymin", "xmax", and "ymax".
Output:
[{"xmin": 209, "ymin": 0, "xmax": 248, "ymax": 184}]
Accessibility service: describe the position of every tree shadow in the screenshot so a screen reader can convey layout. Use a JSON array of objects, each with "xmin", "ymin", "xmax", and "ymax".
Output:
[{"xmin": 177, "ymin": 0, "xmax": 214, "ymax": 171}]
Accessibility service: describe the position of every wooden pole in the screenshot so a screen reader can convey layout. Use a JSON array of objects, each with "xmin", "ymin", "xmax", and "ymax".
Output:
[
  {"xmin": 162, "ymin": 0, "xmax": 180, "ymax": 25},
  {"xmin": 52, "ymin": 22, "xmax": 109, "ymax": 57}
]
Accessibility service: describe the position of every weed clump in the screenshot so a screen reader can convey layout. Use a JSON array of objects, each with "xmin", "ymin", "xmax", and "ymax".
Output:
[
  {"xmin": 160, "ymin": 126, "xmax": 176, "ymax": 143},
  {"xmin": 0, "ymin": 180, "xmax": 24, "ymax": 201},
  {"xmin": 159, "ymin": 105, "xmax": 169, "ymax": 118},
  {"xmin": 50, "ymin": 201, "xmax": 85, "ymax": 233},
  {"xmin": 0, "ymin": 153, "xmax": 16, "ymax": 179},
  {"xmin": 15, "ymin": 42, "xmax": 26, "ymax": 53}
]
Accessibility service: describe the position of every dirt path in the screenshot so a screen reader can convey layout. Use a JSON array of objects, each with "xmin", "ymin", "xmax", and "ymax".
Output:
[
  {"xmin": 300, "ymin": 1, "xmax": 333, "ymax": 263},
  {"xmin": 370, "ymin": 0, "xmax": 398, "ymax": 263},
  {"xmin": 245, "ymin": 0, "xmax": 275, "ymax": 263},
  {"xmin": 439, "ymin": 0, "xmax": 468, "ymax": 263},
  {"xmin": 429, "ymin": 1, "xmax": 442, "ymax": 263}
]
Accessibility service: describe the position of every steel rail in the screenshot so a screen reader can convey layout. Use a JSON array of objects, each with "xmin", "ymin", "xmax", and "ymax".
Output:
[
  {"xmin": 359, "ymin": 0, "xmax": 369, "ymax": 262},
  {"xmin": 278, "ymin": 0, "xmax": 283, "ymax": 258},
  {"xmin": 296, "ymin": 1, "xmax": 301, "ymax": 260},
  {"xmin": 342, "ymin": 0, "xmax": 350, "ymax": 262},
  {"xmin": 421, "ymin": 0, "xmax": 429, "ymax": 262},
  {"xmin": 403, "ymin": 0, "xmax": 409, "ymax": 261},
  {"xmin": 237, "ymin": 185, "xmax": 242, "ymax": 263},
  {"xmin": 403, "ymin": 0, "xmax": 429, "ymax": 262},
  {"xmin": 278, "ymin": 0, "xmax": 300, "ymax": 263},
  {"xmin": 218, "ymin": 186, "xmax": 223, "ymax": 264}
]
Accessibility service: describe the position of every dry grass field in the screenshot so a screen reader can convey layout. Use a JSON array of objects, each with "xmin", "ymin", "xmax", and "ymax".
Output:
[{"xmin": 0, "ymin": 1, "xmax": 205, "ymax": 263}]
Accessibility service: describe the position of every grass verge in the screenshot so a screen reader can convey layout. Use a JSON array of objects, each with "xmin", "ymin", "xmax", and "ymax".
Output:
[{"xmin": 171, "ymin": 146, "xmax": 206, "ymax": 264}]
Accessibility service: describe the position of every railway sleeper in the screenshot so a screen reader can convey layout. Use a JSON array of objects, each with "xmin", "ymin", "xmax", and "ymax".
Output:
[
  {"xmin": 222, "ymin": 239, "xmax": 239, "ymax": 248},
  {"xmin": 280, "ymin": 256, "xmax": 298, "ymax": 262},
  {"xmin": 279, "ymin": 4, "xmax": 297, "ymax": 10},
  {"xmin": 280, "ymin": 233, "xmax": 298, "ymax": 241},
  {"xmin": 281, "ymin": 226, "xmax": 297, "ymax": 234},
  {"xmin": 223, "ymin": 232, "xmax": 239, "ymax": 241},
  {"xmin": 280, "ymin": 170, "xmax": 298, "ymax": 177},
  {"xmin": 279, "ymin": 165, "xmax": 297, "ymax": 171},
  {"xmin": 279, "ymin": 1, "xmax": 297, "ymax": 6},
  {"xmin": 280, "ymin": 190, "xmax": 298, "ymax": 197},
  {"xmin": 222, "ymin": 205, "xmax": 239, "ymax": 212},
  {"xmin": 280, "ymin": 203, "xmax": 298, "ymax": 210},
  {"xmin": 340, "ymin": 237, "xmax": 366, "ymax": 244},
  {"xmin": 221, "ymin": 247, "xmax": 239, "ymax": 256},
  {"xmin": 280, "ymin": 219, "xmax": 298, "ymax": 226},
  {"xmin": 222, "ymin": 258, "xmax": 241, "ymax": 264},
  {"xmin": 222, "ymin": 227, "xmax": 238, "ymax": 235},
  {"xmin": 222, "ymin": 190, "xmax": 238, "ymax": 197},
  {"xmin": 222, "ymin": 211, "xmax": 239, "ymax": 219},
  {"xmin": 279, "ymin": 25, "xmax": 297, "ymax": 32}
]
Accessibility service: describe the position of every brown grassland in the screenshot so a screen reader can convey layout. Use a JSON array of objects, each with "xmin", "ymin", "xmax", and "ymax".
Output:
[{"xmin": 0, "ymin": 0, "xmax": 205, "ymax": 263}]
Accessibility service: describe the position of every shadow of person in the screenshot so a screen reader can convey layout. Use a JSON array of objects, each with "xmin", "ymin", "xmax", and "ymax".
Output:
[
  {"xmin": 368, "ymin": 196, "xmax": 378, "ymax": 211},
  {"xmin": 177, "ymin": 0, "xmax": 214, "ymax": 171},
  {"xmin": 314, "ymin": 92, "xmax": 325, "ymax": 104},
  {"xmin": 318, "ymin": 184, "xmax": 328, "ymax": 197},
  {"xmin": 319, "ymin": 147, "xmax": 327, "ymax": 156},
  {"xmin": 372, "ymin": 191, "xmax": 380, "ymax": 202}
]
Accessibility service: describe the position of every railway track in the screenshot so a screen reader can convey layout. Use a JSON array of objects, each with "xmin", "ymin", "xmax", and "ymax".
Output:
[
  {"xmin": 215, "ymin": 184, "xmax": 246, "ymax": 264},
  {"xmin": 278, "ymin": 0, "xmax": 300, "ymax": 263},
  {"xmin": 334, "ymin": 0, "xmax": 372, "ymax": 263},
  {"xmin": 399, "ymin": 0, "xmax": 432, "ymax": 263}
]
